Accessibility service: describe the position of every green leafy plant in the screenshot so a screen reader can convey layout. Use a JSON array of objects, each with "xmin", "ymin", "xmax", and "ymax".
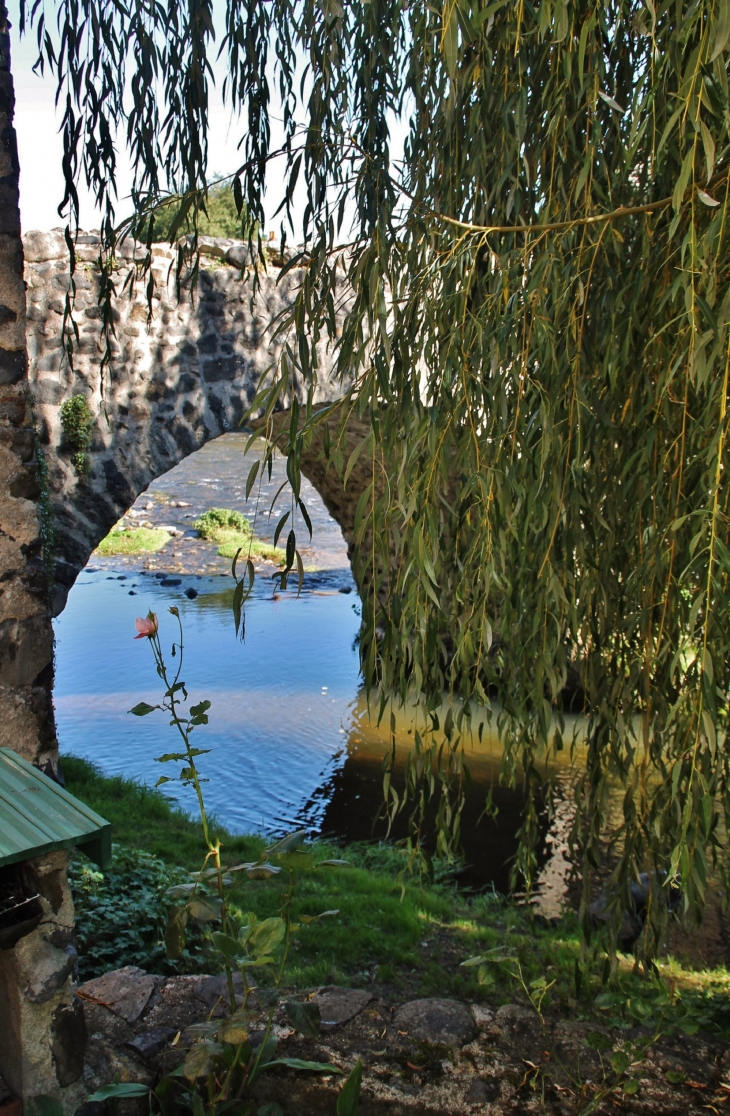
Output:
[
  {"xmin": 69, "ymin": 847, "xmax": 209, "ymax": 979},
  {"xmin": 124, "ymin": 608, "xmax": 361, "ymax": 1112},
  {"xmin": 462, "ymin": 946, "xmax": 556, "ymax": 1022},
  {"xmin": 59, "ymin": 394, "xmax": 94, "ymax": 476}
]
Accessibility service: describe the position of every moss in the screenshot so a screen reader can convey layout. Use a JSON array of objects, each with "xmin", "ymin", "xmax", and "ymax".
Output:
[
  {"xmin": 60, "ymin": 394, "xmax": 95, "ymax": 476},
  {"xmin": 33, "ymin": 433, "xmax": 56, "ymax": 592},
  {"xmin": 94, "ymin": 526, "xmax": 172, "ymax": 556},
  {"xmin": 193, "ymin": 507, "xmax": 285, "ymax": 565}
]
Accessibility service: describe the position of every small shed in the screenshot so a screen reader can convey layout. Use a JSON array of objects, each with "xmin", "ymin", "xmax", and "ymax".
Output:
[{"xmin": 0, "ymin": 747, "xmax": 111, "ymax": 949}]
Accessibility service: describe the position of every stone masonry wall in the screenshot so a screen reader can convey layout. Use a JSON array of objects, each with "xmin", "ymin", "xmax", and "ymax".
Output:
[
  {"xmin": 0, "ymin": 7, "xmax": 87, "ymax": 1107},
  {"xmin": 24, "ymin": 230, "xmax": 351, "ymax": 612},
  {"xmin": 0, "ymin": 19, "xmax": 55, "ymax": 770}
]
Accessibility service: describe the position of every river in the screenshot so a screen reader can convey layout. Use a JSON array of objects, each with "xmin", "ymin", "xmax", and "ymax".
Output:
[{"xmin": 53, "ymin": 432, "xmax": 577, "ymax": 903}]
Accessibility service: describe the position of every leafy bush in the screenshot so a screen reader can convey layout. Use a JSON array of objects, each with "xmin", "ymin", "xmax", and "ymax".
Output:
[
  {"xmin": 193, "ymin": 508, "xmax": 250, "ymax": 537},
  {"xmin": 70, "ymin": 847, "xmax": 210, "ymax": 979},
  {"xmin": 146, "ymin": 182, "xmax": 256, "ymax": 243}
]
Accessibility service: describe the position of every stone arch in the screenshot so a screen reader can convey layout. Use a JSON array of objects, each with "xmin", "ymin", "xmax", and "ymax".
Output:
[{"xmin": 23, "ymin": 230, "xmax": 366, "ymax": 613}]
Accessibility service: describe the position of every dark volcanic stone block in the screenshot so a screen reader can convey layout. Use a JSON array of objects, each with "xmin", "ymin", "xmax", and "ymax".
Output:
[{"xmin": 202, "ymin": 355, "xmax": 244, "ymax": 381}]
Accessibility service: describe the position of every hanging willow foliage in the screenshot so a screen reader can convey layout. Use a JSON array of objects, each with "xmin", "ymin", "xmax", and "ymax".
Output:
[{"xmin": 21, "ymin": 0, "xmax": 730, "ymax": 950}]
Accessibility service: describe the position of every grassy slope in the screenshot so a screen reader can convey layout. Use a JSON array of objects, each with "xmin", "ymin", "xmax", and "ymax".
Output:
[
  {"xmin": 64, "ymin": 756, "xmax": 730, "ymax": 1031},
  {"xmin": 65, "ymin": 755, "xmax": 471, "ymax": 993}
]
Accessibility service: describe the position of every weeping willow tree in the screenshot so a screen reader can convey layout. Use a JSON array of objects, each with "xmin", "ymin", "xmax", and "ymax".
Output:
[{"xmin": 22, "ymin": 0, "xmax": 730, "ymax": 950}]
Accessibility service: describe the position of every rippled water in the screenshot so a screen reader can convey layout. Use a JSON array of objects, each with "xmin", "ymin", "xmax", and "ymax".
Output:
[{"xmin": 54, "ymin": 433, "xmax": 580, "ymax": 899}]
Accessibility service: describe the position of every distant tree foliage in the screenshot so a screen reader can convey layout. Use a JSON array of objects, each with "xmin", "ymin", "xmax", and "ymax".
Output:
[
  {"xmin": 145, "ymin": 182, "xmax": 256, "ymax": 242},
  {"xmin": 22, "ymin": 0, "xmax": 730, "ymax": 955}
]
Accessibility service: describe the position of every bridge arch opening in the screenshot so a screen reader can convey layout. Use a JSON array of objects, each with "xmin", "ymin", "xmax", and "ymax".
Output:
[
  {"xmin": 22, "ymin": 229, "xmax": 362, "ymax": 613},
  {"xmin": 51, "ymin": 431, "xmax": 363, "ymax": 836},
  {"xmin": 22, "ymin": 225, "xmax": 376, "ymax": 843}
]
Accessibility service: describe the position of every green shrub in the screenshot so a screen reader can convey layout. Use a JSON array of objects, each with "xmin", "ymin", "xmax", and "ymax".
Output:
[
  {"xmin": 60, "ymin": 395, "xmax": 95, "ymax": 476},
  {"xmin": 70, "ymin": 846, "xmax": 210, "ymax": 979},
  {"xmin": 193, "ymin": 508, "xmax": 285, "ymax": 564},
  {"xmin": 193, "ymin": 507, "xmax": 250, "ymax": 538}
]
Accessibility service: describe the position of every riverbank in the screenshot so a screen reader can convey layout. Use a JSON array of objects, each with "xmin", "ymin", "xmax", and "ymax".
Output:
[{"xmin": 64, "ymin": 757, "xmax": 730, "ymax": 1039}]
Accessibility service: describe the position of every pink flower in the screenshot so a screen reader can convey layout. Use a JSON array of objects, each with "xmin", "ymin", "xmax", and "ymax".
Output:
[{"xmin": 134, "ymin": 613, "xmax": 158, "ymax": 640}]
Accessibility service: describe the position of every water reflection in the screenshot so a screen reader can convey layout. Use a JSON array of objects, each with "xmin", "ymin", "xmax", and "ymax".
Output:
[
  {"xmin": 308, "ymin": 694, "xmax": 582, "ymax": 897},
  {"xmin": 54, "ymin": 570, "xmax": 363, "ymax": 833}
]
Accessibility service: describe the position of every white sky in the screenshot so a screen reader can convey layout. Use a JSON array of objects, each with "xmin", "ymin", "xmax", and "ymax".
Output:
[
  {"xmin": 9, "ymin": 0, "xmax": 408, "ymax": 238},
  {"xmin": 8, "ymin": 0, "xmax": 303, "ymax": 235}
]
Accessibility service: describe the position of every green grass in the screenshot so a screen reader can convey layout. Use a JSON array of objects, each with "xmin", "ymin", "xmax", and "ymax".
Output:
[
  {"xmin": 64, "ymin": 755, "xmax": 461, "ymax": 991},
  {"xmin": 193, "ymin": 508, "xmax": 285, "ymax": 565},
  {"xmin": 94, "ymin": 526, "xmax": 172, "ymax": 556},
  {"xmin": 63, "ymin": 754, "xmax": 259, "ymax": 867},
  {"xmin": 63, "ymin": 755, "xmax": 730, "ymax": 1035}
]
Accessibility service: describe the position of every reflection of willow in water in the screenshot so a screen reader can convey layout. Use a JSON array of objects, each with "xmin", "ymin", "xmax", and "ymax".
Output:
[{"xmin": 303, "ymin": 693, "xmax": 586, "ymax": 899}]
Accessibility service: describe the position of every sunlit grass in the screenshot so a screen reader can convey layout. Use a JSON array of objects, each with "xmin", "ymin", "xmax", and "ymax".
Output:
[
  {"xmin": 64, "ymin": 754, "xmax": 730, "ymax": 1034},
  {"xmin": 193, "ymin": 507, "xmax": 285, "ymax": 565},
  {"xmin": 94, "ymin": 526, "xmax": 172, "ymax": 556}
]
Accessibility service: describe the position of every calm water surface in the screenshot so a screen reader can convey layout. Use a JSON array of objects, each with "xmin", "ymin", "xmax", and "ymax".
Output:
[{"xmin": 54, "ymin": 434, "xmax": 578, "ymax": 899}]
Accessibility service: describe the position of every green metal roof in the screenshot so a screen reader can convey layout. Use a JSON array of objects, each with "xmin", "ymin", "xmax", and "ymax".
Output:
[{"xmin": 0, "ymin": 747, "xmax": 111, "ymax": 870}]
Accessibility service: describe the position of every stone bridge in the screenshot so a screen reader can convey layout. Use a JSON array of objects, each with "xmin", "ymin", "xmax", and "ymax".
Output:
[{"xmin": 23, "ymin": 229, "xmax": 368, "ymax": 613}]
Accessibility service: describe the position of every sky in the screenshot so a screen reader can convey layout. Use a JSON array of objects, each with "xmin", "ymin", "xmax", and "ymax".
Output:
[
  {"xmin": 9, "ymin": 1, "xmax": 409, "ymax": 240},
  {"xmin": 8, "ymin": 1, "xmax": 302, "ymax": 235}
]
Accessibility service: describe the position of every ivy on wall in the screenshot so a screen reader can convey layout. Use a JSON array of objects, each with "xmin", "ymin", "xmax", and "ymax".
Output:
[{"xmin": 59, "ymin": 395, "xmax": 94, "ymax": 476}]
